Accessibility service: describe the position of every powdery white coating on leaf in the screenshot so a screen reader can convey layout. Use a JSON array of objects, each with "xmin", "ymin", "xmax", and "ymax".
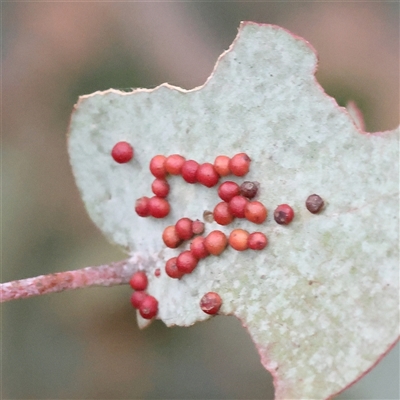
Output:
[{"xmin": 68, "ymin": 22, "xmax": 399, "ymax": 400}]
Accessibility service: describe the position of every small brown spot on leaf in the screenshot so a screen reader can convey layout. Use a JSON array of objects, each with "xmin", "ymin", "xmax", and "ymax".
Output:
[
  {"xmin": 306, "ymin": 194, "xmax": 324, "ymax": 213},
  {"xmin": 240, "ymin": 181, "xmax": 259, "ymax": 199}
]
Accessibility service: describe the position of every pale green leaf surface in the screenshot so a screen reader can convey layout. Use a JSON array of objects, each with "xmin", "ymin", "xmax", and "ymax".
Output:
[{"xmin": 68, "ymin": 22, "xmax": 399, "ymax": 400}]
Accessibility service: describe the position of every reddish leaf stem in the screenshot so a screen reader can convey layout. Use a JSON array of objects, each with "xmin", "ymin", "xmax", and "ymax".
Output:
[{"xmin": 0, "ymin": 259, "xmax": 137, "ymax": 303}]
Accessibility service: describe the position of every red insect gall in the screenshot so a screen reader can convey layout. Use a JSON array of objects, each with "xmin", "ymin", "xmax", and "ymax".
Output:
[
  {"xmin": 306, "ymin": 194, "xmax": 324, "ymax": 214},
  {"xmin": 130, "ymin": 290, "xmax": 147, "ymax": 309},
  {"xmin": 229, "ymin": 195, "xmax": 248, "ymax": 218},
  {"xmin": 244, "ymin": 201, "xmax": 268, "ymax": 224},
  {"xmin": 139, "ymin": 295, "xmax": 158, "ymax": 319},
  {"xmin": 154, "ymin": 268, "xmax": 161, "ymax": 277},
  {"xmin": 162, "ymin": 226, "xmax": 182, "ymax": 248},
  {"xmin": 148, "ymin": 196, "xmax": 170, "ymax": 218},
  {"xmin": 213, "ymin": 155, "xmax": 231, "ymax": 177},
  {"xmin": 229, "ymin": 153, "xmax": 251, "ymax": 176},
  {"xmin": 129, "ymin": 271, "xmax": 148, "ymax": 291},
  {"xmin": 175, "ymin": 217, "xmax": 194, "ymax": 240},
  {"xmin": 176, "ymin": 251, "xmax": 199, "ymax": 274},
  {"xmin": 248, "ymin": 232, "xmax": 268, "ymax": 250},
  {"xmin": 200, "ymin": 292, "xmax": 222, "ymax": 315},
  {"xmin": 204, "ymin": 230, "xmax": 228, "ymax": 256},
  {"xmin": 274, "ymin": 204, "xmax": 294, "ymax": 225},
  {"xmin": 151, "ymin": 179, "xmax": 170, "ymax": 198},
  {"xmin": 181, "ymin": 160, "xmax": 199, "ymax": 184},
  {"xmin": 165, "ymin": 257, "xmax": 185, "ymax": 279},
  {"xmin": 190, "ymin": 236, "xmax": 209, "ymax": 259},
  {"xmin": 165, "ymin": 154, "xmax": 186, "ymax": 175},
  {"xmin": 213, "ymin": 202, "xmax": 235, "ymax": 226},
  {"xmin": 196, "ymin": 163, "xmax": 220, "ymax": 187},
  {"xmin": 192, "ymin": 219, "xmax": 205, "ymax": 235},
  {"xmin": 111, "ymin": 141, "xmax": 134, "ymax": 163},
  {"xmin": 218, "ymin": 181, "xmax": 240, "ymax": 202},
  {"xmin": 135, "ymin": 196, "xmax": 150, "ymax": 217},
  {"xmin": 240, "ymin": 181, "xmax": 259, "ymax": 199},
  {"xmin": 149, "ymin": 155, "xmax": 167, "ymax": 179},
  {"xmin": 229, "ymin": 229, "xmax": 250, "ymax": 251}
]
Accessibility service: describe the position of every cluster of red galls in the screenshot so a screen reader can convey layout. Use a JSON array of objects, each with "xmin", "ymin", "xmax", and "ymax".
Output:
[
  {"xmin": 129, "ymin": 269, "xmax": 222, "ymax": 318},
  {"xmin": 133, "ymin": 152, "xmax": 255, "ymax": 219},
  {"xmin": 129, "ymin": 271, "xmax": 159, "ymax": 319},
  {"xmin": 111, "ymin": 142, "xmax": 297, "ymax": 320},
  {"xmin": 162, "ymin": 209, "xmax": 269, "ymax": 281},
  {"xmin": 133, "ymin": 152, "xmax": 276, "ymax": 280}
]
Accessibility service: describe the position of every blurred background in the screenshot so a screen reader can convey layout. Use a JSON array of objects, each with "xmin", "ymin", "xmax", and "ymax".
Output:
[{"xmin": 2, "ymin": 2, "xmax": 399, "ymax": 399}]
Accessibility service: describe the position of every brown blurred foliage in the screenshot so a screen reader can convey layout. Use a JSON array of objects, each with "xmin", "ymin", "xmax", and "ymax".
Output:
[{"xmin": 2, "ymin": 3, "xmax": 398, "ymax": 399}]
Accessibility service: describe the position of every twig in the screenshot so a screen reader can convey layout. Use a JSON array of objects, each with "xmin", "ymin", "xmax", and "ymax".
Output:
[{"xmin": 0, "ymin": 259, "xmax": 137, "ymax": 303}]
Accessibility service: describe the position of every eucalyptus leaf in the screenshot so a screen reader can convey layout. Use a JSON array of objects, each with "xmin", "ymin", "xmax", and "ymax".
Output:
[{"xmin": 68, "ymin": 22, "xmax": 399, "ymax": 399}]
